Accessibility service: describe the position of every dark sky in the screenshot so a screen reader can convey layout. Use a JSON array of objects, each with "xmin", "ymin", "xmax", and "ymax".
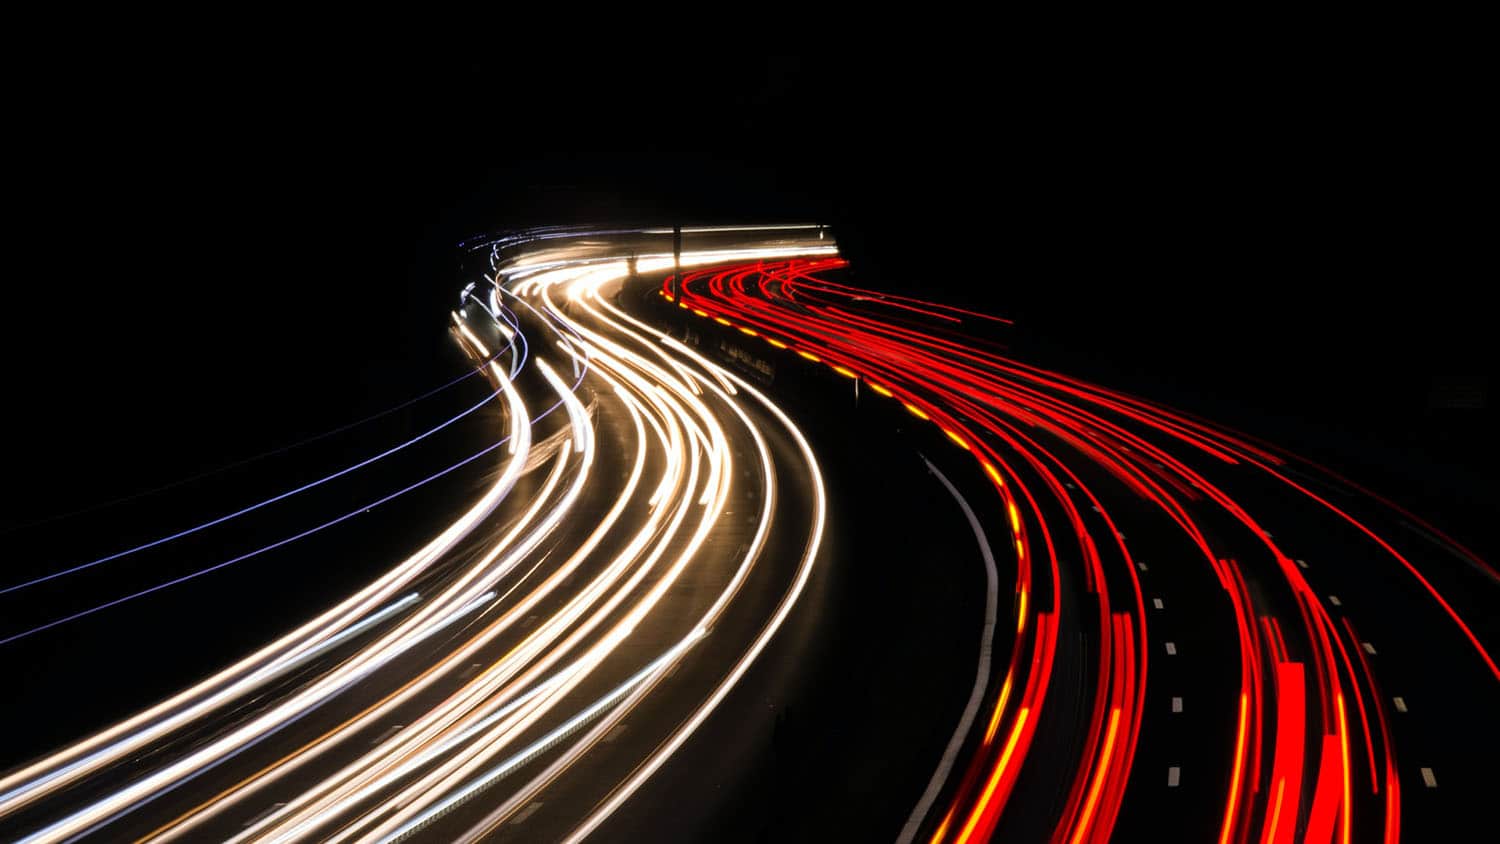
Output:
[{"xmin": 4, "ymin": 41, "xmax": 1492, "ymax": 546}]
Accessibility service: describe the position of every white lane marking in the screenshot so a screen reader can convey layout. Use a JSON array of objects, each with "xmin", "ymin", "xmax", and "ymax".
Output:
[
  {"xmin": 1171, "ymin": 697, "xmax": 1183, "ymax": 713},
  {"xmin": 1328, "ymin": 595, "xmax": 1342, "ymax": 606},
  {"xmin": 1153, "ymin": 598, "xmax": 1164, "ymax": 610},
  {"xmin": 511, "ymin": 802, "xmax": 544, "ymax": 825},
  {"xmin": 1165, "ymin": 642, "xmax": 1178, "ymax": 655},
  {"xmin": 1167, "ymin": 766, "xmax": 1181, "ymax": 787},
  {"xmin": 1363, "ymin": 642, "xmax": 1377, "ymax": 655},
  {"xmin": 1421, "ymin": 768, "xmax": 1437, "ymax": 788},
  {"xmin": 898, "ymin": 459, "xmax": 1001, "ymax": 844},
  {"xmin": 1296, "ymin": 559, "xmax": 1308, "ymax": 569},
  {"xmin": 1393, "ymin": 697, "xmax": 1407, "ymax": 713}
]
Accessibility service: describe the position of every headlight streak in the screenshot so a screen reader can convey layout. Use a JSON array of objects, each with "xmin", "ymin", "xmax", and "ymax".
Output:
[
  {"xmin": 380, "ymin": 630, "xmax": 710, "ymax": 844},
  {"xmin": 4, "ymin": 361, "xmax": 546, "ymax": 821},
  {"xmin": 309, "ymin": 241, "xmax": 827, "ymax": 843},
  {"xmin": 668, "ymin": 257, "xmax": 1493, "ymax": 843},
  {"xmin": 555, "ymin": 302, "xmax": 827, "ymax": 844},
  {"xmin": 17, "ymin": 588, "xmax": 503, "ymax": 844},
  {"xmin": 1, "ymin": 226, "xmax": 837, "ymax": 843},
  {"xmin": 16, "ymin": 227, "xmax": 1465, "ymax": 842},
  {"xmin": 0, "ymin": 354, "xmax": 538, "ymax": 817},
  {"xmin": 223, "ymin": 379, "xmax": 651, "ymax": 842},
  {"xmin": 10, "ymin": 355, "xmax": 537, "ymax": 841},
  {"xmin": 229, "ymin": 428, "xmax": 591, "ymax": 844},
  {"xmin": 175, "ymin": 391, "xmax": 630, "ymax": 842}
]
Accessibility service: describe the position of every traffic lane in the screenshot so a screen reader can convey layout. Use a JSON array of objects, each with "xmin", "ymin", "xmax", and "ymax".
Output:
[
  {"xmin": 910, "ymin": 412, "xmax": 1243, "ymax": 843},
  {"xmin": 5, "ymin": 387, "xmax": 618, "ymax": 841},
  {"xmin": 191, "ymin": 359, "xmax": 789, "ymax": 841},
  {"xmin": 1075, "ymin": 425, "xmax": 1497, "ymax": 842},
  {"xmin": 577, "ymin": 399, "xmax": 986, "ymax": 842},
  {"xmin": 650, "ymin": 269, "xmax": 1278, "ymax": 841},
  {"xmin": 425, "ymin": 365, "xmax": 809, "ymax": 841},
  {"xmin": 1202, "ymin": 461, "xmax": 1500, "ymax": 839},
  {"xmin": 0, "ymin": 368, "xmax": 516, "ymax": 770},
  {"xmin": 1003, "ymin": 367, "xmax": 1489, "ymax": 841},
  {"xmin": 1003, "ymin": 426, "xmax": 1242, "ymax": 843},
  {"xmin": 628, "ymin": 275, "xmax": 1035, "ymax": 840}
]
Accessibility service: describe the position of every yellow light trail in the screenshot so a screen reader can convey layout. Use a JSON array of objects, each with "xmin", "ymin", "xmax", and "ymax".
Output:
[{"xmin": 955, "ymin": 707, "xmax": 1031, "ymax": 844}]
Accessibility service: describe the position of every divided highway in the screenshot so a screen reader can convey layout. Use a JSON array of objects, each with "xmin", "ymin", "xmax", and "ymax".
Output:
[{"xmin": 2, "ymin": 227, "xmax": 1494, "ymax": 842}]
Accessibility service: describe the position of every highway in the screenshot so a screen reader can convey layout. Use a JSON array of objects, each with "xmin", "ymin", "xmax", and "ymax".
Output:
[
  {"xmin": 0, "ymin": 228, "xmax": 841, "ymax": 842},
  {"xmin": 658, "ymin": 256, "xmax": 1499, "ymax": 842},
  {"xmin": 1, "ymin": 227, "xmax": 1495, "ymax": 842}
]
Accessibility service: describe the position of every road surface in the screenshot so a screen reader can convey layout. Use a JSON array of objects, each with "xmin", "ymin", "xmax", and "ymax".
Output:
[{"xmin": 2, "ymin": 227, "xmax": 1494, "ymax": 842}]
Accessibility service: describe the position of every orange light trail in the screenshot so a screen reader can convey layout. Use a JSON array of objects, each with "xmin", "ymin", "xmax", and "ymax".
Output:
[
  {"xmin": 954, "ymin": 707, "xmax": 1030, "ymax": 844},
  {"xmin": 1219, "ymin": 693, "xmax": 1249, "ymax": 844},
  {"xmin": 983, "ymin": 462, "xmax": 1004, "ymax": 487},
  {"xmin": 1067, "ymin": 707, "xmax": 1122, "ymax": 844},
  {"xmin": 928, "ymin": 809, "xmax": 956, "ymax": 844},
  {"xmin": 983, "ymin": 674, "xmax": 1014, "ymax": 743},
  {"xmin": 1265, "ymin": 778, "xmax": 1287, "ymax": 844},
  {"xmin": 1338, "ymin": 693, "xmax": 1352, "ymax": 844}
]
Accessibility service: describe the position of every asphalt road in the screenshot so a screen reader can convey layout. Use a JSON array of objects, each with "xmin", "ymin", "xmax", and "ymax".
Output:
[
  {"xmin": 659, "ymin": 254, "xmax": 1499, "ymax": 843},
  {"xmin": 1, "ymin": 226, "xmax": 866, "ymax": 843},
  {"xmin": 2, "ymin": 226, "xmax": 1493, "ymax": 843}
]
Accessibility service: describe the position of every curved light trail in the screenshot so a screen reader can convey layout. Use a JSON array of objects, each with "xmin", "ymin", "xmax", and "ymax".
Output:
[
  {"xmin": 3, "ymin": 226, "xmax": 1493, "ymax": 842},
  {"xmin": 0, "ymin": 227, "xmax": 834, "ymax": 842},
  {"xmin": 665, "ymin": 255, "xmax": 1497, "ymax": 843}
]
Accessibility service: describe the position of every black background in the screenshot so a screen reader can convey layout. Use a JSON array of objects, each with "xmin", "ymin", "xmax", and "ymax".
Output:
[
  {"xmin": 7, "ymin": 43, "xmax": 1490, "ymax": 543},
  {"xmin": 2, "ymin": 36, "xmax": 1492, "ymax": 735}
]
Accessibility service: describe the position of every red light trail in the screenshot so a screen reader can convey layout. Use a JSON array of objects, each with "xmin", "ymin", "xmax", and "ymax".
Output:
[{"xmin": 664, "ymin": 257, "xmax": 1496, "ymax": 843}]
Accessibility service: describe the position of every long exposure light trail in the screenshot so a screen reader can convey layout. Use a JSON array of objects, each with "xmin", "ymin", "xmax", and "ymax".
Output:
[
  {"xmin": 667, "ymin": 255, "xmax": 1496, "ymax": 843},
  {"xmin": 4, "ymin": 226, "xmax": 1492, "ymax": 842},
  {"xmin": 0, "ymin": 227, "xmax": 835, "ymax": 842}
]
